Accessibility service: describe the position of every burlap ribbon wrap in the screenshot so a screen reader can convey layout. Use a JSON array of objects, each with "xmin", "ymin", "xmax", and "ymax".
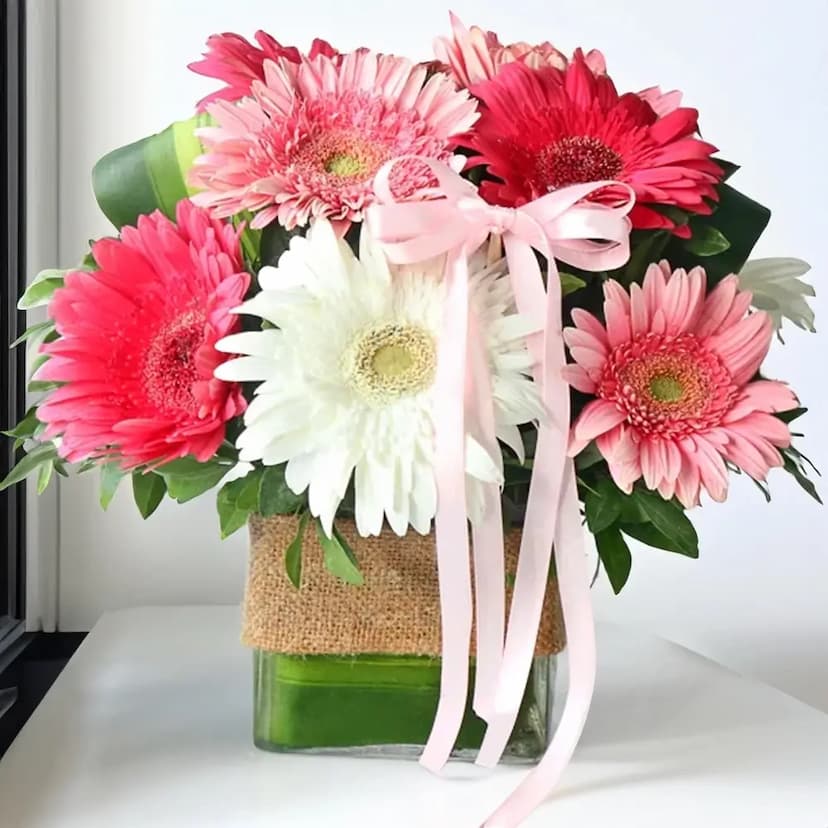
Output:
[{"xmin": 243, "ymin": 514, "xmax": 566, "ymax": 657}]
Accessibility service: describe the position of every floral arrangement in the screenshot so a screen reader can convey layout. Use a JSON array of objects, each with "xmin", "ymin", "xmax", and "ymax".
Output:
[{"xmin": 2, "ymin": 12, "xmax": 819, "ymax": 827}]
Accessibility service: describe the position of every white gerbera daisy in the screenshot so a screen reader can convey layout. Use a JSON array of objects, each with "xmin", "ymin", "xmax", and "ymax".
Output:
[
  {"xmin": 738, "ymin": 257, "xmax": 816, "ymax": 335},
  {"xmin": 214, "ymin": 219, "xmax": 542, "ymax": 537}
]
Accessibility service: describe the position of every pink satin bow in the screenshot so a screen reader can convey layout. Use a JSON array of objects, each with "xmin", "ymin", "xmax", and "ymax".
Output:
[{"xmin": 367, "ymin": 157, "xmax": 634, "ymax": 827}]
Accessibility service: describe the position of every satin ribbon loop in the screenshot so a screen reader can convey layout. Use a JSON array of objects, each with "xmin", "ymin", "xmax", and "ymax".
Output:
[{"xmin": 367, "ymin": 157, "xmax": 634, "ymax": 817}]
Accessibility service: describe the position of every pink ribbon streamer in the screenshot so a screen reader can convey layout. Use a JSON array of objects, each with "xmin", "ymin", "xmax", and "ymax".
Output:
[{"xmin": 367, "ymin": 157, "xmax": 633, "ymax": 824}]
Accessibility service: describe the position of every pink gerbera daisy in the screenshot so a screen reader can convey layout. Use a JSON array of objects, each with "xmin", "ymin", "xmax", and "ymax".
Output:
[
  {"xmin": 36, "ymin": 201, "xmax": 250, "ymax": 469},
  {"xmin": 457, "ymin": 53, "xmax": 724, "ymax": 236},
  {"xmin": 433, "ymin": 12, "xmax": 598, "ymax": 89},
  {"xmin": 189, "ymin": 30, "xmax": 338, "ymax": 110},
  {"xmin": 565, "ymin": 261, "xmax": 798, "ymax": 507},
  {"xmin": 189, "ymin": 50, "xmax": 479, "ymax": 231}
]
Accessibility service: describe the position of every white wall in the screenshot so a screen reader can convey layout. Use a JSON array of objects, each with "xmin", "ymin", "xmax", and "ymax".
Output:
[{"xmin": 54, "ymin": 0, "xmax": 828, "ymax": 711}]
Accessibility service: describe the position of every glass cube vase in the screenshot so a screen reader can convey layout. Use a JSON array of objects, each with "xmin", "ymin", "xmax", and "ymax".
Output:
[{"xmin": 252, "ymin": 650, "xmax": 556, "ymax": 763}]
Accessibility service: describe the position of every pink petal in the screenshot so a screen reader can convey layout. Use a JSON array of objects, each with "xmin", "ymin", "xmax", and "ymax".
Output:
[
  {"xmin": 571, "ymin": 400, "xmax": 627, "ymax": 454},
  {"xmin": 724, "ymin": 380, "xmax": 799, "ymax": 423},
  {"xmin": 674, "ymin": 448, "xmax": 701, "ymax": 508},
  {"xmin": 728, "ymin": 412, "xmax": 792, "ymax": 448},
  {"xmin": 562, "ymin": 363, "xmax": 597, "ymax": 394},
  {"xmin": 563, "ymin": 327, "xmax": 608, "ymax": 357},
  {"xmin": 691, "ymin": 435, "xmax": 730, "ymax": 503},
  {"xmin": 696, "ymin": 275, "xmax": 738, "ymax": 338},
  {"xmin": 603, "ymin": 280, "xmax": 632, "ymax": 347},
  {"xmin": 707, "ymin": 312, "xmax": 773, "ymax": 386},
  {"xmin": 629, "ymin": 282, "xmax": 649, "ymax": 337},
  {"xmin": 643, "ymin": 262, "xmax": 667, "ymax": 320},
  {"xmin": 597, "ymin": 423, "xmax": 638, "ymax": 466},
  {"xmin": 570, "ymin": 308, "xmax": 609, "ymax": 347},
  {"xmin": 721, "ymin": 430, "xmax": 777, "ymax": 481}
]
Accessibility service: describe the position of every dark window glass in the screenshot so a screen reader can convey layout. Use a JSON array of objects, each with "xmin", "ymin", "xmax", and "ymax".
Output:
[{"xmin": 1, "ymin": 0, "xmax": 27, "ymax": 635}]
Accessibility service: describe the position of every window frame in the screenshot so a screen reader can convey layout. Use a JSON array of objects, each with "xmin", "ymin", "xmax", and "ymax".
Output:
[{"xmin": 1, "ymin": 0, "xmax": 28, "ymax": 650}]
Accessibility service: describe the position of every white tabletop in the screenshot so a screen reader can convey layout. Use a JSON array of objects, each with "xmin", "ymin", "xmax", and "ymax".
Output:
[{"xmin": 1, "ymin": 606, "xmax": 827, "ymax": 827}]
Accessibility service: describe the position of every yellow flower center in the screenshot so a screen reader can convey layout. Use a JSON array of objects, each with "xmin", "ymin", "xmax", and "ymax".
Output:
[
  {"xmin": 324, "ymin": 152, "xmax": 367, "ymax": 178},
  {"xmin": 344, "ymin": 323, "xmax": 436, "ymax": 404},
  {"xmin": 649, "ymin": 373, "xmax": 685, "ymax": 403}
]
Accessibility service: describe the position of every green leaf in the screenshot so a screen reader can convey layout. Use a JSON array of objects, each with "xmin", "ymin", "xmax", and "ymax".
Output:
[
  {"xmin": 36, "ymin": 461, "xmax": 54, "ymax": 495},
  {"xmin": 259, "ymin": 464, "xmax": 305, "ymax": 516},
  {"xmin": 27, "ymin": 379, "xmax": 62, "ymax": 393},
  {"xmin": 0, "ymin": 442, "xmax": 58, "ymax": 491},
  {"xmin": 633, "ymin": 491, "xmax": 699, "ymax": 557},
  {"xmin": 92, "ymin": 114, "xmax": 212, "ymax": 230},
  {"xmin": 559, "ymin": 271, "xmax": 587, "ymax": 296},
  {"xmin": 663, "ymin": 184, "xmax": 771, "ymax": 283},
  {"xmin": 574, "ymin": 441, "xmax": 604, "ymax": 471},
  {"xmin": 750, "ymin": 477, "xmax": 772, "ymax": 504},
  {"xmin": 583, "ymin": 477, "xmax": 623, "ymax": 534},
  {"xmin": 131, "ymin": 471, "xmax": 167, "ymax": 519},
  {"xmin": 620, "ymin": 521, "xmax": 697, "ymax": 556},
  {"xmin": 158, "ymin": 457, "xmax": 229, "ymax": 503},
  {"xmin": 595, "ymin": 527, "xmax": 632, "ymax": 594},
  {"xmin": 10, "ymin": 319, "xmax": 54, "ymax": 349},
  {"xmin": 99, "ymin": 462, "xmax": 125, "ymax": 510},
  {"xmin": 682, "ymin": 226, "xmax": 731, "ymax": 257},
  {"xmin": 284, "ymin": 512, "xmax": 310, "ymax": 589},
  {"xmin": 216, "ymin": 471, "xmax": 261, "ymax": 539},
  {"xmin": 2, "ymin": 407, "xmax": 39, "ymax": 439},
  {"xmin": 17, "ymin": 277, "xmax": 64, "ymax": 310},
  {"xmin": 619, "ymin": 229, "xmax": 672, "ymax": 284},
  {"xmin": 260, "ymin": 221, "xmax": 303, "ymax": 266},
  {"xmin": 781, "ymin": 449, "xmax": 822, "ymax": 504},
  {"xmin": 776, "ymin": 407, "xmax": 807, "ymax": 425},
  {"xmin": 315, "ymin": 520, "xmax": 364, "ymax": 585},
  {"xmin": 618, "ymin": 493, "xmax": 649, "ymax": 524},
  {"xmin": 714, "ymin": 158, "xmax": 740, "ymax": 181}
]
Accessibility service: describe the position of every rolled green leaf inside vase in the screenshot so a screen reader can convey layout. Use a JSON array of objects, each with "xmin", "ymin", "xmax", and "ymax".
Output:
[
  {"xmin": 246, "ymin": 515, "xmax": 565, "ymax": 762},
  {"xmin": 253, "ymin": 651, "xmax": 556, "ymax": 761}
]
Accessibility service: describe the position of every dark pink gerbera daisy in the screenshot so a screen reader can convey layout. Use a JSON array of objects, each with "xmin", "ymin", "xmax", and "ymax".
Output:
[
  {"xmin": 37, "ymin": 201, "xmax": 250, "ymax": 468},
  {"xmin": 189, "ymin": 30, "xmax": 339, "ymax": 110},
  {"xmin": 457, "ymin": 51, "xmax": 724, "ymax": 236}
]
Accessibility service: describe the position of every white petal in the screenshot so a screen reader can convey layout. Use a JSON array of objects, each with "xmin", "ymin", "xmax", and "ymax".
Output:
[
  {"xmin": 214, "ymin": 355, "xmax": 276, "ymax": 382},
  {"xmin": 465, "ymin": 435, "xmax": 503, "ymax": 485},
  {"xmin": 284, "ymin": 453, "xmax": 315, "ymax": 495},
  {"xmin": 740, "ymin": 257, "xmax": 811, "ymax": 284},
  {"xmin": 258, "ymin": 263, "xmax": 306, "ymax": 291},
  {"xmin": 307, "ymin": 447, "xmax": 354, "ymax": 536},
  {"xmin": 355, "ymin": 458, "xmax": 385, "ymax": 537},
  {"xmin": 215, "ymin": 329, "xmax": 282, "ymax": 357},
  {"xmin": 497, "ymin": 422, "xmax": 526, "ymax": 463}
]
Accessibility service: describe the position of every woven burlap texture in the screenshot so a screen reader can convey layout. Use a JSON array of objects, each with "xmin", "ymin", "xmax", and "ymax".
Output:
[{"xmin": 243, "ymin": 514, "xmax": 566, "ymax": 657}]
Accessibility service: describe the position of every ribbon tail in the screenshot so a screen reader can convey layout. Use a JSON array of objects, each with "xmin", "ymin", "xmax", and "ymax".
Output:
[
  {"xmin": 467, "ymin": 309, "xmax": 505, "ymax": 722},
  {"xmin": 481, "ymin": 463, "xmax": 596, "ymax": 828},
  {"xmin": 476, "ymin": 239, "xmax": 568, "ymax": 768},
  {"xmin": 474, "ymin": 417, "xmax": 565, "ymax": 767},
  {"xmin": 420, "ymin": 249, "xmax": 474, "ymax": 772}
]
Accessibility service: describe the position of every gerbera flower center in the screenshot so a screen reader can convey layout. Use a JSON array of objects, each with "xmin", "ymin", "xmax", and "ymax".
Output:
[
  {"xmin": 294, "ymin": 128, "xmax": 390, "ymax": 184},
  {"xmin": 343, "ymin": 322, "xmax": 437, "ymax": 404},
  {"xmin": 598, "ymin": 332, "xmax": 740, "ymax": 439},
  {"xmin": 535, "ymin": 135, "xmax": 623, "ymax": 190},
  {"xmin": 142, "ymin": 310, "xmax": 207, "ymax": 414},
  {"xmin": 324, "ymin": 152, "xmax": 367, "ymax": 178},
  {"xmin": 649, "ymin": 373, "xmax": 685, "ymax": 403}
]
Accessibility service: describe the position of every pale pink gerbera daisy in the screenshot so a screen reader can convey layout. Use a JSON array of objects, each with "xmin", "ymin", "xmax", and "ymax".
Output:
[
  {"xmin": 188, "ymin": 30, "xmax": 338, "ymax": 110},
  {"xmin": 189, "ymin": 50, "xmax": 479, "ymax": 231},
  {"xmin": 37, "ymin": 201, "xmax": 249, "ymax": 468},
  {"xmin": 433, "ymin": 12, "xmax": 606, "ymax": 89},
  {"xmin": 565, "ymin": 262, "xmax": 799, "ymax": 507}
]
